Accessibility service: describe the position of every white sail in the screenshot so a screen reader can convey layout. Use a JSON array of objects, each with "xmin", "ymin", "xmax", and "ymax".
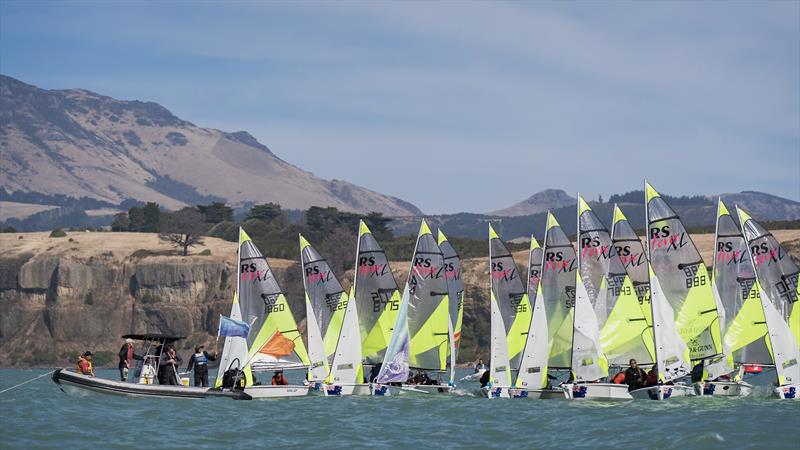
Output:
[
  {"xmin": 571, "ymin": 274, "xmax": 607, "ymax": 381},
  {"xmin": 649, "ymin": 264, "xmax": 691, "ymax": 382},
  {"xmin": 489, "ymin": 289, "xmax": 512, "ymax": 388},
  {"xmin": 571, "ymin": 196, "xmax": 609, "ymax": 382},
  {"xmin": 305, "ymin": 293, "xmax": 328, "ymax": 382},
  {"xmin": 327, "ymin": 287, "xmax": 363, "ymax": 387},
  {"xmin": 514, "ymin": 281, "xmax": 549, "ymax": 389}
]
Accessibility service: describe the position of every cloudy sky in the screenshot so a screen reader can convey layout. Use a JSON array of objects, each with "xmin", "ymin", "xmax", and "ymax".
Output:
[{"xmin": 1, "ymin": 1, "xmax": 798, "ymax": 213}]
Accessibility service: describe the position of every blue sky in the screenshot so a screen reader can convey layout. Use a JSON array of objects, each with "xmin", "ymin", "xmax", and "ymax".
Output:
[{"xmin": 1, "ymin": 1, "xmax": 798, "ymax": 213}]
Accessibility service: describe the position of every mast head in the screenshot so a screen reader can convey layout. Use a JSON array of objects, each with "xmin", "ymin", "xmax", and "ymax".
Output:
[
  {"xmin": 358, "ymin": 220, "xmax": 372, "ymax": 237},
  {"xmin": 530, "ymin": 235, "xmax": 541, "ymax": 250},
  {"xmin": 645, "ymin": 181, "xmax": 660, "ymax": 203},
  {"xmin": 717, "ymin": 198, "xmax": 730, "ymax": 218},
  {"xmin": 437, "ymin": 229, "xmax": 448, "ymax": 245},
  {"xmin": 546, "ymin": 211, "xmax": 560, "ymax": 231},
  {"xmin": 489, "ymin": 223, "xmax": 500, "ymax": 240},
  {"xmin": 418, "ymin": 219, "xmax": 432, "ymax": 238},
  {"xmin": 299, "ymin": 233, "xmax": 311, "ymax": 252},
  {"xmin": 577, "ymin": 195, "xmax": 592, "ymax": 215},
  {"xmin": 612, "ymin": 204, "xmax": 628, "ymax": 224}
]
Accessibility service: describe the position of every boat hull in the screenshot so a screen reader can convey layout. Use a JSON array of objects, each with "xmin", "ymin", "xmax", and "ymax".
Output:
[
  {"xmin": 459, "ymin": 370, "xmax": 487, "ymax": 382},
  {"xmin": 564, "ymin": 383, "xmax": 632, "ymax": 400},
  {"xmin": 52, "ymin": 369, "xmax": 250, "ymax": 400},
  {"xmin": 371, "ymin": 383, "xmax": 454, "ymax": 396},
  {"xmin": 773, "ymin": 384, "xmax": 800, "ymax": 400},
  {"xmin": 629, "ymin": 384, "xmax": 695, "ymax": 400},
  {"xmin": 693, "ymin": 381, "xmax": 753, "ymax": 397},
  {"xmin": 508, "ymin": 387, "xmax": 569, "ymax": 399},
  {"xmin": 244, "ymin": 385, "xmax": 309, "ymax": 399},
  {"xmin": 323, "ymin": 383, "xmax": 372, "ymax": 396}
]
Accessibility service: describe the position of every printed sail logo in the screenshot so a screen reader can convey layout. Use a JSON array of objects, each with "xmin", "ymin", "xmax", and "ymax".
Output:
[{"xmin": 649, "ymin": 226, "xmax": 688, "ymax": 252}]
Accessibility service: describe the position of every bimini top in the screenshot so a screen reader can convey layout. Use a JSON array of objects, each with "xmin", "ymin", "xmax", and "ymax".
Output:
[{"xmin": 121, "ymin": 334, "xmax": 185, "ymax": 343}]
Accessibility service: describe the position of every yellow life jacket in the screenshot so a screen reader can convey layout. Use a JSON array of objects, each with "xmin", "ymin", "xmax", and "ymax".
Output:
[{"xmin": 76, "ymin": 356, "xmax": 94, "ymax": 375}]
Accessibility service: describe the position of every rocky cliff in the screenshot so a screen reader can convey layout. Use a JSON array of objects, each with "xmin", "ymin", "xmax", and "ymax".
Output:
[{"xmin": 2, "ymin": 230, "xmax": 798, "ymax": 367}]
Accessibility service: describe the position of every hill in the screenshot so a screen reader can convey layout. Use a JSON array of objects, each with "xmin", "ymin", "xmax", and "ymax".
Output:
[{"xmin": 0, "ymin": 75, "xmax": 421, "ymax": 217}]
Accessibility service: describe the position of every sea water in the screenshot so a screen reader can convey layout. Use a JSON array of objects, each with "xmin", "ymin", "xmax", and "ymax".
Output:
[{"xmin": 1, "ymin": 368, "xmax": 798, "ymax": 449}]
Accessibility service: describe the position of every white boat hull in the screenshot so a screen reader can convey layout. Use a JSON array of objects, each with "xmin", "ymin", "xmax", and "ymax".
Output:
[
  {"xmin": 773, "ymin": 384, "xmax": 800, "ymax": 400},
  {"xmin": 372, "ymin": 383, "xmax": 454, "ymax": 396},
  {"xmin": 693, "ymin": 381, "xmax": 753, "ymax": 397},
  {"xmin": 323, "ymin": 383, "xmax": 372, "ymax": 396},
  {"xmin": 484, "ymin": 386, "xmax": 511, "ymax": 399},
  {"xmin": 244, "ymin": 385, "xmax": 309, "ymax": 399},
  {"xmin": 629, "ymin": 384, "xmax": 695, "ymax": 400},
  {"xmin": 460, "ymin": 370, "xmax": 487, "ymax": 382},
  {"xmin": 508, "ymin": 387, "xmax": 569, "ymax": 399},
  {"xmin": 564, "ymin": 383, "xmax": 632, "ymax": 400}
]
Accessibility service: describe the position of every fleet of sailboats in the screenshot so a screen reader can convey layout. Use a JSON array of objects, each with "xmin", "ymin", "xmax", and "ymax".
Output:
[{"xmin": 53, "ymin": 184, "xmax": 800, "ymax": 402}]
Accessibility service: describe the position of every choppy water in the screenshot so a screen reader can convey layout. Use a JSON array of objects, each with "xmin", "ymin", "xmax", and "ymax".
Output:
[{"xmin": 1, "ymin": 368, "xmax": 798, "ymax": 449}]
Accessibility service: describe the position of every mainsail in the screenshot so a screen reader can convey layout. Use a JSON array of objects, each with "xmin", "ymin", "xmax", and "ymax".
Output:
[
  {"xmin": 572, "ymin": 196, "xmax": 608, "ymax": 381},
  {"xmin": 407, "ymin": 220, "xmax": 451, "ymax": 371},
  {"xmin": 439, "ymin": 230, "xmax": 464, "ymax": 364},
  {"xmin": 354, "ymin": 220, "xmax": 401, "ymax": 365},
  {"xmin": 300, "ymin": 234, "xmax": 348, "ymax": 382},
  {"xmin": 645, "ymin": 182, "xmax": 723, "ymax": 361},
  {"xmin": 513, "ymin": 236, "xmax": 549, "ymax": 390},
  {"xmin": 237, "ymin": 228, "xmax": 309, "ymax": 374},
  {"xmin": 705, "ymin": 200, "xmax": 770, "ymax": 379},
  {"xmin": 576, "ymin": 197, "xmax": 654, "ymax": 378},
  {"xmin": 738, "ymin": 208, "xmax": 799, "ymax": 347},
  {"xmin": 541, "ymin": 212, "xmax": 576, "ymax": 369},
  {"xmin": 489, "ymin": 224, "xmax": 532, "ymax": 371},
  {"xmin": 610, "ymin": 204, "xmax": 651, "ymax": 322},
  {"xmin": 738, "ymin": 208, "xmax": 800, "ymax": 386}
]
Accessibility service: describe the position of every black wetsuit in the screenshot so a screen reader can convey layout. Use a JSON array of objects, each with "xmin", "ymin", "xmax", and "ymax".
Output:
[
  {"xmin": 479, "ymin": 370, "xmax": 491, "ymax": 388},
  {"xmin": 158, "ymin": 354, "xmax": 183, "ymax": 385},
  {"xmin": 624, "ymin": 367, "xmax": 647, "ymax": 391}
]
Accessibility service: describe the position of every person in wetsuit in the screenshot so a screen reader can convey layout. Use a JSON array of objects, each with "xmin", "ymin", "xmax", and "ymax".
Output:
[{"xmin": 624, "ymin": 359, "xmax": 647, "ymax": 391}]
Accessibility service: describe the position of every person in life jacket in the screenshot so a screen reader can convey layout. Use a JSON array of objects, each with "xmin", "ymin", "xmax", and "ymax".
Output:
[
  {"xmin": 611, "ymin": 371, "xmax": 626, "ymax": 384},
  {"xmin": 271, "ymin": 370, "xmax": 289, "ymax": 385},
  {"xmin": 185, "ymin": 345, "xmax": 217, "ymax": 387},
  {"xmin": 118, "ymin": 338, "xmax": 144, "ymax": 381},
  {"xmin": 624, "ymin": 359, "xmax": 647, "ymax": 391},
  {"xmin": 76, "ymin": 351, "xmax": 95, "ymax": 377}
]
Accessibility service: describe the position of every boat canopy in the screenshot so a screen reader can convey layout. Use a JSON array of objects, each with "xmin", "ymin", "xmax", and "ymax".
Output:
[{"xmin": 121, "ymin": 334, "xmax": 185, "ymax": 343}]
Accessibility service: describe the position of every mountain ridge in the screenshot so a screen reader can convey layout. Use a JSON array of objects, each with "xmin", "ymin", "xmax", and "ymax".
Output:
[{"xmin": 0, "ymin": 74, "xmax": 422, "ymax": 216}]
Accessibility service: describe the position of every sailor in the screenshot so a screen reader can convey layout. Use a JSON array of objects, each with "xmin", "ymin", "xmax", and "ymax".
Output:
[
  {"xmin": 76, "ymin": 351, "xmax": 95, "ymax": 377},
  {"xmin": 118, "ymin": 338, "xmax": 143, "ymax": 381},
  {"xmin": 479, "ymin": 367, "xmax": 491, "ymax": 388},
  {"xmin": 475, "ymin": 358, "xmax": 486, "ymax": 372},
  {"xmin": 158, "ymin": 346, "xmax": 183, "ymax": 385},
  {"xmin": 623, "ymin": 359, "xmax": 647, "ymax": 391},
  {"xmin": 186, "ymin": 345, "xmax": 217, "ymax": 387},
  {"xmin": 271, "ymin": 370, "xmax": 289, "ymax": 386},
  {"xmin": 691, "ymin": 361, "xmax": 704, "ymax": 383}
]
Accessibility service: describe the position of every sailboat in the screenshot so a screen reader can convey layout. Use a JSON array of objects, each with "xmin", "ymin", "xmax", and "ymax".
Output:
[
  {"xmin": 508, "ymin": 234, "xmax": 567, "ymax": 399},
  {"xmin": 438, "ymin": 230, "xmax": 465, "ymax": 386},
  {"xmin": 486, "ymin": 224, "xmax": 534, "ymax": 398},
  {"xmin": 351, "ymin": 220, "xmax": 402, "ymax": 392},
  {"xmin": 564, "ymin": 196, "xmax": 651, "ymax": 400},
  {"xmin": 215, "ymin": 227, "xmax": 311, "ymax": 399},
  {"xmin": 737, "ymin": 207, "xmax": 800, "ymax": 400},
  {"xmin": 696, "ymin": 199, "xmax": 756, "ymax": 397},
  {"xmin": 631, "ymin": 182, "xmax": 724, "ymax": 399},
  {"xmin": 373, "ymin": 220, "xmax": 454, "ymax": 395},
  {"xmin": 299, "ymin": 234, "xmax": 350, "ymax": 395}
]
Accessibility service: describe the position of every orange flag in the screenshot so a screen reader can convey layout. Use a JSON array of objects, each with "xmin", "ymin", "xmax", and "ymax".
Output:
[{"xmin": 257, "ymin": 331, "xmax": 295, "ymax": 357}]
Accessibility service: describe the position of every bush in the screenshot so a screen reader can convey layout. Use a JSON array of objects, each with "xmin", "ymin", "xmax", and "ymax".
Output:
[
  {"xmin": 199, "ymin": 249, "xmax": 212, "ymax": 256},
  {"xmin": 49, "ymin": 228, "xmax": 67, "ymax": 238}
]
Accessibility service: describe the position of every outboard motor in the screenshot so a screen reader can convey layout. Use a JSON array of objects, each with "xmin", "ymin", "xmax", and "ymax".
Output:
[{"xmin": 221, "ymin": 358, "xmax": 246, "ymax": 391}]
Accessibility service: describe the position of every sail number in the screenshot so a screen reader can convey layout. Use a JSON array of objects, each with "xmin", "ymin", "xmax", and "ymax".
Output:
[
  {"xmin": 682, "ymin": 265, "xmax": 707, "ymax": 288},
  {"xmin": 509, "ymin": 293, "xmax": 526, "ymax": 313},
  {"xmin": 565, "ymin": 286, "xmax": 576, "ymax": 308},
  {"xmin": 371, "ymin": 291, "xmax": 399, "ymax": 312}
]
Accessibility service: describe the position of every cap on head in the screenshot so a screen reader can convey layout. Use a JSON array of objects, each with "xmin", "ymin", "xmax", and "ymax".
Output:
[
  {"xmin": 195, "ymin": 345, "xmax": 204, "ymax": 352},
  {"xmin": 83, "ymin": 351, "xmax": 93, "ymax": 357},
  {"xmin": 125, "ymin": 338, "xmax": 134, "ymax": 344}
]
